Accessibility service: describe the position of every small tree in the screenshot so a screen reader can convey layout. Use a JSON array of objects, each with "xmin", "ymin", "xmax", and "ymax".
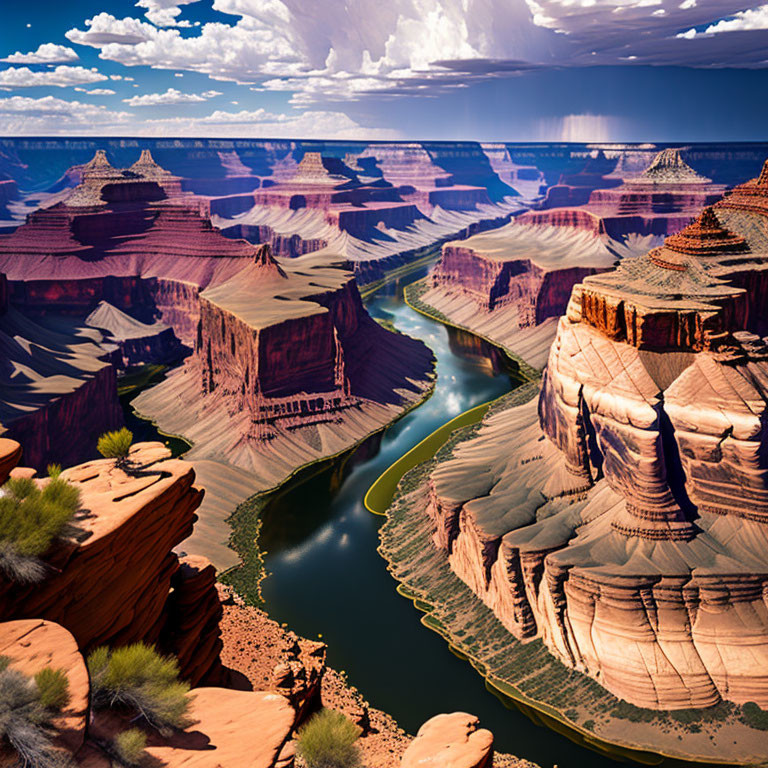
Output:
[
  {"xmin": 87, "ymin": 644, "xmax": 191, "ymax": 736},
  {"xmin": 0, "ymin": 474, "xmax": 81, "ymax": 583},
  {"xmin": 97, "ymin": 428, "xmax": 134, "ymax": 470},
  {"xmin": 0, "ymin": 656, "xmax": 71, "ymax": 768},
  {"xmin": 297, "ymin": 709, "xmax": 361, "ymax": 768}
]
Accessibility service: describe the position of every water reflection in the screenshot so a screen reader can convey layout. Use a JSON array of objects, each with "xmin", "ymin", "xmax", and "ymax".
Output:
[{"xmin": 258, "ymin": 279, "xmax": 625, "ymax": 768}]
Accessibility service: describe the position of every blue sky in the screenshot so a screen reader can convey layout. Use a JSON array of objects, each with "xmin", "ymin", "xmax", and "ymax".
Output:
[{"xmin": 2, "ymin": 0, "xmax": 768, "ymax": 140}]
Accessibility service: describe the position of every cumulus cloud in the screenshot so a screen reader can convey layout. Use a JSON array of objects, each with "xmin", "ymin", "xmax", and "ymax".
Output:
[
  {"xmin": 0, "ymin": 94, "xmax": 399, "ymax": 138},
  {"xmin": 136, "ymin": 0, "xmax": 201, "ymax": 27},
  {"xmin": 705, "ymin": 4, "xmax": 768, "ymax": 32},
  {"xmin": 0, "ymin": 66, "xmax": 108, "ymax": 89},
  {"xmin": 122, "ymin": 87, "xmax": 222, "ymax": 105},
  {"xmin": 61, "ymin": 0, "xmax": 768, "ymax": 106},
  {"xmin": 1, "ymin": 43, "xmax": 79, "ymax": 64},
  {"xmin": 83, "ymin": 88, "xmax": 116, "ymax": 95}
]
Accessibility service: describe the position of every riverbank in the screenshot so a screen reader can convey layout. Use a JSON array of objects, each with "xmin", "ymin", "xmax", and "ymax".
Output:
[
  {"xmin": 377, "ymin": 384, "xmax": 768, "ymax": 767},
  {"xmin": 404, "ymin": 279, "xmax": 542, "ymax": 381},
  {"xmin": 218, "ymin": 583, "xmax": 539, "ymax": 768}
]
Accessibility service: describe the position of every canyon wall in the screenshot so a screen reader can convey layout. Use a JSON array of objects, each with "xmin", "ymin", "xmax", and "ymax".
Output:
[{"xmin": 408, "ymin": 164, "xmax": 768, "ymax": 714}]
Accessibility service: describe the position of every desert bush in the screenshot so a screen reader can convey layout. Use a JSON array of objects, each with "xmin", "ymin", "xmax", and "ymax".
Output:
[
  {"xmin": 741, "ymin": 702, "xmax": 768, "ymax": 731},
  {"xmin": 0, "ymin": 474, "xmax": 81, "ymax": 583},
  {"xmin": 296, "ymin": 709, "xmax": 361, "ymax": 768},
  {"xmin": 111, "ymin": 728, "xmax": 148, "ymax": 767},
  {"xmin": 97, "ymin": 428, "xmax": 134, "ymax": 468},
  {"xmin": 87, "ymin": 644, "xmax": 191, "ymax": 736},
  {"xmin": 0, "ymin": 656, "xmax": 71, "ymax": 768}
]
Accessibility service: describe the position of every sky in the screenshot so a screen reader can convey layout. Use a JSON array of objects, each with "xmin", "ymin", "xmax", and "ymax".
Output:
[{"xmin": 2, "ymin": 0, "xmax": 768, "ymax": 141}]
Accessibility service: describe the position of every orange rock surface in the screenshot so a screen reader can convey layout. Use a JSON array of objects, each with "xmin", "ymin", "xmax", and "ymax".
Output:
[{"xmin": 400, "ymin": 713, "xmax": 493, "ymax": 768}]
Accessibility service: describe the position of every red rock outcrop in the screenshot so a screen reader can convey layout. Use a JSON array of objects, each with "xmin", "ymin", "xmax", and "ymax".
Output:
[
  {"xmin": 520, "ymin": 149, "xmax": 726, "ymax": 238},
  {"xmin": 0, "ymin": 619, "xmax": 90, "ymax": 757},
  {"xmin": 418, "ymin": 222, "xmax": 657, "ymax": 369},
  {"xmin": 417, "ymin": 158, "xmax": 768, "ymax": 712},
  {"xmin": 0, "ymin": 443, "xmax": 224, "ymax": 686},
  {"xmin": 86, "ymin": 300, "xmax": 182, "ymax": 367},
  {"xmin": 400, "ymin": 713, "xmax": 493, "ymax": 768},
  {"xmin": 131, "ymin": 246, "xmax": 434, "ymax": 486}
]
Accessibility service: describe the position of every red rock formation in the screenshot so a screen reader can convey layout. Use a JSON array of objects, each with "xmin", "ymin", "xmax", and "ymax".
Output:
[
  {"xmin": 419, "ymin": 222, "xmax": 656, "ymax": 369},
  {"xmin": 0, "ymin": 282, "xmax": 123, "ymax": 471},
  {"xmin": 85, "ymin": 300, "xmax": 182, "ymax": 367},
  {"xmin": 0, "ymin": 443, "xmax": 224, "ymax": 686},
  {"xmin": 520, "ymin": 149, "xmax": 726, "ymax": 238},
  {"xmin": 400, "ymin": 713, "xmax": 493, "ymax": 768},
  {"xmin": 0, "ymin": 438, "xmax": 22, "ymax": 483},
  {"xmin": 416, "ymin": 157, "xmax": 768, "ymax": 712},
  {"xmin": 0, "ymin": 619, "xmax": 90, "ymax": 757}
]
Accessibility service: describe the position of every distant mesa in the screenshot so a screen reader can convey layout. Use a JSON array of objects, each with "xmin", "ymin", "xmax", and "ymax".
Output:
[
  {"xmin": 212, "ymin": 144, "xmax": 526, "ymax": 285},
  {"xmin": 521, "ymin": 148, "xmax": 726, "ymax": 238}
]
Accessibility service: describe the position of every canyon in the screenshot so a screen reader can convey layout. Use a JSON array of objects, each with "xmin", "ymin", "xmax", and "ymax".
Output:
[
  {"xmin": 379, "ymin": 156, "xmax": 768, "ymax": 762},
  {"xmin": 0, "ymin": 149, "xmax": 436, "ymax": 565}
]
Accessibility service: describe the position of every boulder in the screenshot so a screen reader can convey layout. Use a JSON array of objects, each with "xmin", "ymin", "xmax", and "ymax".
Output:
[{"xmin": 401, "ymin": 712, "xmax": 493, "ymax": 768}]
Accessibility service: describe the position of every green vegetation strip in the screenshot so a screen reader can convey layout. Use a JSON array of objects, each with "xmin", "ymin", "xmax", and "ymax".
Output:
[
  {"xmin": 377, "ymin": 384, "xmax": 755, "ymax": 768},
  {"xmin": 364, "ymin": 399, "xmax": 495, "ymax": 516}
]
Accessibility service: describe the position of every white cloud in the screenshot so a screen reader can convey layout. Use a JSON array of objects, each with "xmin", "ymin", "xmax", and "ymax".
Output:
[
  {"xmin": 122, "ymin": 87, "xmax": 222, "ymax": 106},
  {"xmin": 705, "ymin": 4, "xmax": 768, "ymax": 33},
  {"xmin": 1, "ymin": 43, "xmax": 79, "ymax": 64},
  {"xmin": 61, "ymin": 0, "xmax": 768, "ymax": 106},
  {"xmin": 0, "ymin": 94, "xmax": 399, "ymax": 139},
  {"xmin": 136, "ymin": 0, "xmax": 201, "ymax": 27},
  {"xmin": 84, "ymin": 88, "xmax": 116, "ymax": 95},
  {"xmin": 0, "ymin": 66, "xmax": 108, "ymax": 89}
]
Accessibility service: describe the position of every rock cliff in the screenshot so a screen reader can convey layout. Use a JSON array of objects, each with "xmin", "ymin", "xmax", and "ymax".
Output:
[
  {"xmin": 416, "ymin": 223, "xmax": 658, "ymax": 369},
  {"xmin": 400, "ymin": 158, "xmax": 768, "ymax": 718},
  {"xmin": 0, "ymin": 277, "xmax": 123, "ymax": 471},
  {"xmin": 0, "ymin": 440, "xmax": 223, "ymax": 687}
]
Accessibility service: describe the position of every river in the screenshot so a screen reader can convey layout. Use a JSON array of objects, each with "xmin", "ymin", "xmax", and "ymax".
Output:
[{"xmin": 256, "ymin": 273, "xmax": 625, "ymax": 768}]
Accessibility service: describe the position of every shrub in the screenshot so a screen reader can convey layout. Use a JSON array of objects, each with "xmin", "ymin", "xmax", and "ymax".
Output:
[
  {"xmin": 0, "ymin": 657, "xmax": 71, "ymax": 768},
  {"xmin": 34, "ymin": 668, "xmax": 70, "ymax": 711},
  {"xmin": 112, "ymin": 728, "xmax": 148, "ymax": 767},
  {"xmin": 88, "ymin": 644, "xmax": 191, "ymax": 736},
  {"xmin": 0, "ymin": 475, "xmax": 81, "ymax": 583},
  {"xmin": 741, "ymin": 701, "xmax": 768, "ymax": 731},
  {"xmin": 97, "ymin": 428, "xmax": 134, "ymax": 469},
  {"xmin": 297, "ymin": 709, "xmax": 361, "ymax": 768}
]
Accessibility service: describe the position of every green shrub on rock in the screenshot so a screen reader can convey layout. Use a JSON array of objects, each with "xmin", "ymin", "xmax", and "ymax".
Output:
[
  {"xmin": 0, "ymin": 656, "xmax": 71, "ymax": 768},
  {"xmin": 97, "ymin": 428, "xmax": 134, "ymax": 469},
  {"xmin": 87, "ymin": 644, "xmax": 191, "ymax": 736},
  {"xmin": 112, "ymin": 728, "xmax": 148, "ymax": 767},
  {"xmin": 0, "ymin": 474, "xmax": 81, "ymax": 583},
  {"xmin": 297, "ymin": 709, "xmax": 361, "ymax": 768},
  {"xmin": 741, "ymin": 701, "xmax": 768, "ymax": 731}
]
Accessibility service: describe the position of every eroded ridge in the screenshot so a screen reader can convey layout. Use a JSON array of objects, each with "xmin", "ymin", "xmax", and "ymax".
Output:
[{"xmin": 409, "ymin": 159, "xmax": 768, "ymax": 712}]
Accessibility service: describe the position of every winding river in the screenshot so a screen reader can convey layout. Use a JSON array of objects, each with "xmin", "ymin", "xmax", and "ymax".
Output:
[{"xmin": 256, "ymin": 273, "xmax": 626, "ymax": 768}]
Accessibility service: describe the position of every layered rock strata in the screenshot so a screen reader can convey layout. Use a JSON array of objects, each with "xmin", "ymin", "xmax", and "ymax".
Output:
[
  {"xmin": 212, "ymin": 147, "xmax": 527, "ymax": 284},
  {"xmin": 86, "ymin": 300, "xmax": 183, "ymax": 367},
  {"xmin": 418, "ymin": 223, "xmax": 658, "ymax": 369},
  {"xmin": 0, "ymin": 151, "xmax": 435, "ymax": 559},
  {"xmin": 412, "ymin": 160, "xmax": 768, "ymax": 712},
  {"xmin": 521, "ymin": 149, "xmax": 726, "ymax": 238},
  {"xmin": 0, "ymin": 276, "xmax": 123, "ymax": 471},
  {"xmin": 132, "ymin": 246, "xmax": 434, "ymax": 488},
  {"xmin": 0, "ymin": 440, "xmax": 224, "ymax": 686}
]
